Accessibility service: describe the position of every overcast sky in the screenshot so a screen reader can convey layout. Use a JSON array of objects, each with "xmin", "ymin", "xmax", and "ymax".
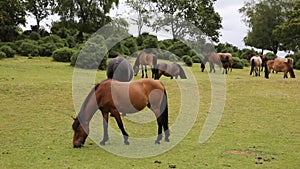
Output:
[{"xmin": 110, "ymin": 0, "xmax": 249, "ymax": 49}]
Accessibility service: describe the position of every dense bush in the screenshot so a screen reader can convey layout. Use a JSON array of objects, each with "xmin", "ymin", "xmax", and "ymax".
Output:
[
  {"xmin": 0, "ymin": 45, "xmax": 16, "ymax": 58},
  {"xmin": 29, "ymin": 31, "xmax": 41, "ymax": 40},
  {"xmin": 232, "ymin": 57, "xmax": 244, "ymax": 69},
  {"xmin": 19, "ymin": 42, "xmax": 40, "ymax": 56},
  {"xmin": 184, "ymin": 56, "xmax": 193, "ymax": 67},
  {"xmin": 265, "ymin": 52, "xmax": 276, "ymax": 60},
  {"xmin": 181, "ymin": 55, "xmax": 190, "ymax": 62},
  {"xmin": 52, "ymin": 47, "xmax": 75, "ymax": 62},
  {"xmin": 294, "ymin": 60, "xmax": 300, "ymax": 70},
  {"xmin": 0, "ymin": 51, "xmax": 7, "ymax": 59},
  {"xmin": 168, "ymin": 54, "xmax": 179, "ymax": 61},
  {"xmin": 71, "ymin": 35, "xmax": 108, "ymax": 70},
  {"xmin": 123, "ymin": 37, "xmax": 138, "ymax": 54},
  {"xmin": 192, "ymin": 55, "xmax": 202, "ymax": 63},
  {"xmin": 241, "ymin": 59, "xmax": 250, "ymax": 67},
  {"xmin": 39, "ymin": 43, "xmax": 58, "ymax": 56}
]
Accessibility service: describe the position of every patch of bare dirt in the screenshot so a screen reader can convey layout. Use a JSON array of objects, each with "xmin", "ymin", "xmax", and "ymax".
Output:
[{"xmin": 227, "ymin": 150, "xmax": 261, "ymax": 156}]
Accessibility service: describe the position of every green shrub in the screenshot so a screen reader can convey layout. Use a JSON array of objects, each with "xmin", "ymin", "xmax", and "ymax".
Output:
[
  {"xmin": 19, "ymin": 42, "xmax": 40, "ymax": 56},
  {"xmin": 294, "ymin": 60, "xmax": 300, "ymax": 70},
  {"xmin": 39, "ymin": 43, "xmax": 58, "ymax": 56},
  {"xmin": 71, "ymin": 35, "xmax": 108, "ymax": 70},
  {"xmin": 0, "ymin": 51, "xmax": 7, "ymax": 59},
  {"xmin": 184, "ymin": 56, "xmax": 193, "ymax": 67},
  {"xmin": 52, "ymin": 47, "xmax": 75, "ymax": 62},
  {"xmin": 265, "ymin": 52, "xmax": 276, "ymax": 60},
  {"xmin": 182, "ymin": 55, "xmax": 190, "ymax": 62},
  {"xmin": 0, "ymin": 45, "xmax": 16, "ymax": 58},
  {"xmin": 29, "ymin": 31, "xmax": 41, "ymax": 40},
  {"xmin": 192, "ymin": 55, "xmax": 201, "ymax": 63},
  {"xmin": 168, "ymin": 54, "xmax": 179, "ymax": 62},
  {"xmin": 232, "ymin": 57, "xmax": 244, "ymax": 69},
  {"xmin": 242, "ymin": 59, "xmax": 250, "ymax": 67}
]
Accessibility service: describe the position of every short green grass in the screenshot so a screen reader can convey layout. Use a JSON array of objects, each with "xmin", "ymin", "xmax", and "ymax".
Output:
[{"xmin": 1, "ymin": 56, "xmax": 299, "ymax": 168}]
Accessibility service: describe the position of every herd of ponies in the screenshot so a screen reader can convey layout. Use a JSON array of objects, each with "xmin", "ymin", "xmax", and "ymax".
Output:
[{"xmin": 71, "ymin": 51, "xmax": 296, "ymax": 148}]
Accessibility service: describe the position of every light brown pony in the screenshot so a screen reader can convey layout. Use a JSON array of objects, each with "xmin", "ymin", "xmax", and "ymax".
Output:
[
  {"xmin": 72, "ymin": 79, "xmax": 169, "ymax": 148},
  {"xmin": 154, "ymin": 62, "xmax": 187, "ymax": 80},
  {"xmin": 265, "ymin": 59, "xmax": 295, "ymax": 79},
  {"xmin": 133, "ymin": 52, "xmax": 158, "ymax": 78},
  {"xmin": 219, "ymin": 53, "xmax": 233, "ymax": 72},
  {"xmin": 201, "ymin": 53, "xmax": 232, "ymax": 74},
  {"xmin": 249, "ymin": 56, "xmax": 262, "ymax": 76}
]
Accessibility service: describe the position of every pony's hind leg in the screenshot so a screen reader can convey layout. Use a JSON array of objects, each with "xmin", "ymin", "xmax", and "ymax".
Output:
[{"xmin": 155, "ymin": 117, "xmax": 163, "ymax": 144}]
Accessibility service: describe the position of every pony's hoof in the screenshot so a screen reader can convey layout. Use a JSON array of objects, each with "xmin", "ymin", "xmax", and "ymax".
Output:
[
  {"xmin": 165, "ymin": 138, "xmax": 170, "ymax": 142},
  {"xmin": 155, "ymin": 140, "xmax": 160, "ymax": 144},
  {"xmin": 124, "ymin": 141, "xmax": 130, "ymax": 145},
  {"xmin": 100, "ymin": 141, "xmax": 105, "ymax": 146}
]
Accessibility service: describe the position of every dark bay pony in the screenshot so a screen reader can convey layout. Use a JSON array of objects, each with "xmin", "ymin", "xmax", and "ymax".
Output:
[
  {"xmin": 72, "ymin": 79, "xmax": 169, "ymax": 148},
  {"xmin": 133, "ymin": 52, "xmax": 158, "ymax": 78},
  {"xmin": 201, "ymin": 53, "xmax": 232, "ymax": 74},
  {"xmin": 249, "ymin": 56, "xmax": 262, "ymax": 76},
  {"xmin": 260, "ymin": 55, "xmax": 267, "ymax": 71},
  {"xmin": 154, "ymin": 62, "xmax": 187, "ymax": 80},
  {"xmin": 106, "ymin": 56, "xmax": 133, "ymax": 82},
  {"xmin": 265, "ymin": 59, "xmax": 295, "ymax": 79}
]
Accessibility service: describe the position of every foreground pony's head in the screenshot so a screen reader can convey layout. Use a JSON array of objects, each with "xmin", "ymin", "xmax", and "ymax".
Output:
[{"xmin": 72, "ymin": 117, "xmax": 88, "ymax": 148}]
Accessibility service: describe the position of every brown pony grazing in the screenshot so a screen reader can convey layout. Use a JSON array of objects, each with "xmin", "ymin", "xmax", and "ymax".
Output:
[
  {"xmin": 219, "ymin": 53, "xmax": 233, "ymax": 72},
  {"xmin": 106, "ymin": 56, "xmax": 133, "ymax": 82},
  {"xmin": 201, "ymin": 53, "xmax": 232, "ymax": 74},
  {"xmin": 133, "ymin": 52, "xmax": 158, "ymax": 78},
  {"xmin": 265, "ymin": 59, "xmax": 295, "ymax": 79},
  {"xmin": 154, "ymin": 62, "xmax": 187, "ymax": 80},
  {"xmin": 72, "ymin": 79, "xmax": 169, "ymax": 148},
  {"xmin": 249, "ymin": 56, "xmax": 262, "ymax": 76}
]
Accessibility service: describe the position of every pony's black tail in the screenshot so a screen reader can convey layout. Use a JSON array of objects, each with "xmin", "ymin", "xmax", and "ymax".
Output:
[
  {"xmin": 160, "ymin": 89, "xmax": 169, "ymax": 139},
  {"xmin": 264, "ymin": 61, "xmax": 269, "ymax": 79},
  {"xmin": 177, "ymin": 64, "xmax": 187, "ymax": 79},
  {"xmin": 250, "ymin": 59, "xmax": 255, "ymax": 76},
  {"xmin": 285, "ymin": 62, "xmax": 296, "ymax": 78}
]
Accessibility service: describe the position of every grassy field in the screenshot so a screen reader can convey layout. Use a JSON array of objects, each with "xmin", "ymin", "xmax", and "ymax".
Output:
[{"xmin": 0, "ymin": 56, "xmax": 299, "ymax": 168}]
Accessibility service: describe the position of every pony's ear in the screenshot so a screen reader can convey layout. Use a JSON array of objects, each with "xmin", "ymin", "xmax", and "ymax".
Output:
[{"xmin": 71, "ymin": 116, "xmax": 76, "ymax": 120}]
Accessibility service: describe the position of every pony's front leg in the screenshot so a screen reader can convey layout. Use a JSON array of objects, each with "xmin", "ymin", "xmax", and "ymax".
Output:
[
  {"xmin": 144, "ymin": 66, "xmax": 148, "ymax": 78},
  {"xmin": 100, "ymin": 112, "xmax": 109, "ymax": 145},
  {"xmin": 141, "ymin": 66, "xmax": 145, "ymax": 78},
  {"xmin": 112, "ymin": 109, "xmax": 129, "ymax": 145}
]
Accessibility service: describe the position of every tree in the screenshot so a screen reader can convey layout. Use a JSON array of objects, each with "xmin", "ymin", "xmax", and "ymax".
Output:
[
  {"xmin": 53, "ymin": 0, "xmax": 119, "ymax": 33},
  {"xmin": 150, "ymin": 0, "xmax": 222, "ymax": 42},
  {"xmin": 0, "ymin": 0, "xmax": 26, "ymax": 41},
  {"xmin": 239, "ymin": 0, "xmax": 290, "ymax": 54},
  {"xmin": 125, "ymin": 0, "xmax": 154, "ymax": 36},
  {"xmin": 274, "ymin": 0, "xmax": 300, "ymax": 52},
  {"xmin": 23, "ymin": 0, "xmax": 52, "ymax": 31}
]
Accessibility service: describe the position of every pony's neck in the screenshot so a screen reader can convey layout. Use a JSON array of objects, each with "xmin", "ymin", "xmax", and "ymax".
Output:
[{"xmin": 77, "ymin": 84, "xmax": 100, "ymax": 126}]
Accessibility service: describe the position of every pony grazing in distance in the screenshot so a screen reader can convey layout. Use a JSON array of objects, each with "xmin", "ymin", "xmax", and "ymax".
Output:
[
  {"xmin": 106, "ymin": 56, "xmax": 133, "ymax": 82},
  {"xmin": 265, "ymin": 59, "xmax": 295, "ymax": 79},
  {"xmin": 133, "ymin": 52, "xmax": 158, "ymax": 78},
  {"xmin": 154, "ymin": 62, "xmax": 187, "ymax": 80},
  {"xmin": 201, "ymin": 53, "xmax": 232, "ymax": 74},
  {"xmin": 249, "ymin": 56, "xmax": 262, "ymax": 76},
  {"xmin": 72, "ymin": 79, "xmax": 170, "ymax": 148}
]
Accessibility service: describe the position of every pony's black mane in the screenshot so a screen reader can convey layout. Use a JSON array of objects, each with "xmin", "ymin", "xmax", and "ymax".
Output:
[{"xmin": 134, "ymin": 53, "xmax": 141, "ymax": 67}]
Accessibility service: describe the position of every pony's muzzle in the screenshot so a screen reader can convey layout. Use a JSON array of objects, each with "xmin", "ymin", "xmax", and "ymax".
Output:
[{"xmin": 73, "ymin": 142, "xmax": 84, "ymax": 148}]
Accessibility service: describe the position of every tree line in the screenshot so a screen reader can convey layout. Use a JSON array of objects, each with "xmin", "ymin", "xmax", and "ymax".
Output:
[{"xmin": 0, "ymin": 0, "xmax": 299, "ymax": 69}]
